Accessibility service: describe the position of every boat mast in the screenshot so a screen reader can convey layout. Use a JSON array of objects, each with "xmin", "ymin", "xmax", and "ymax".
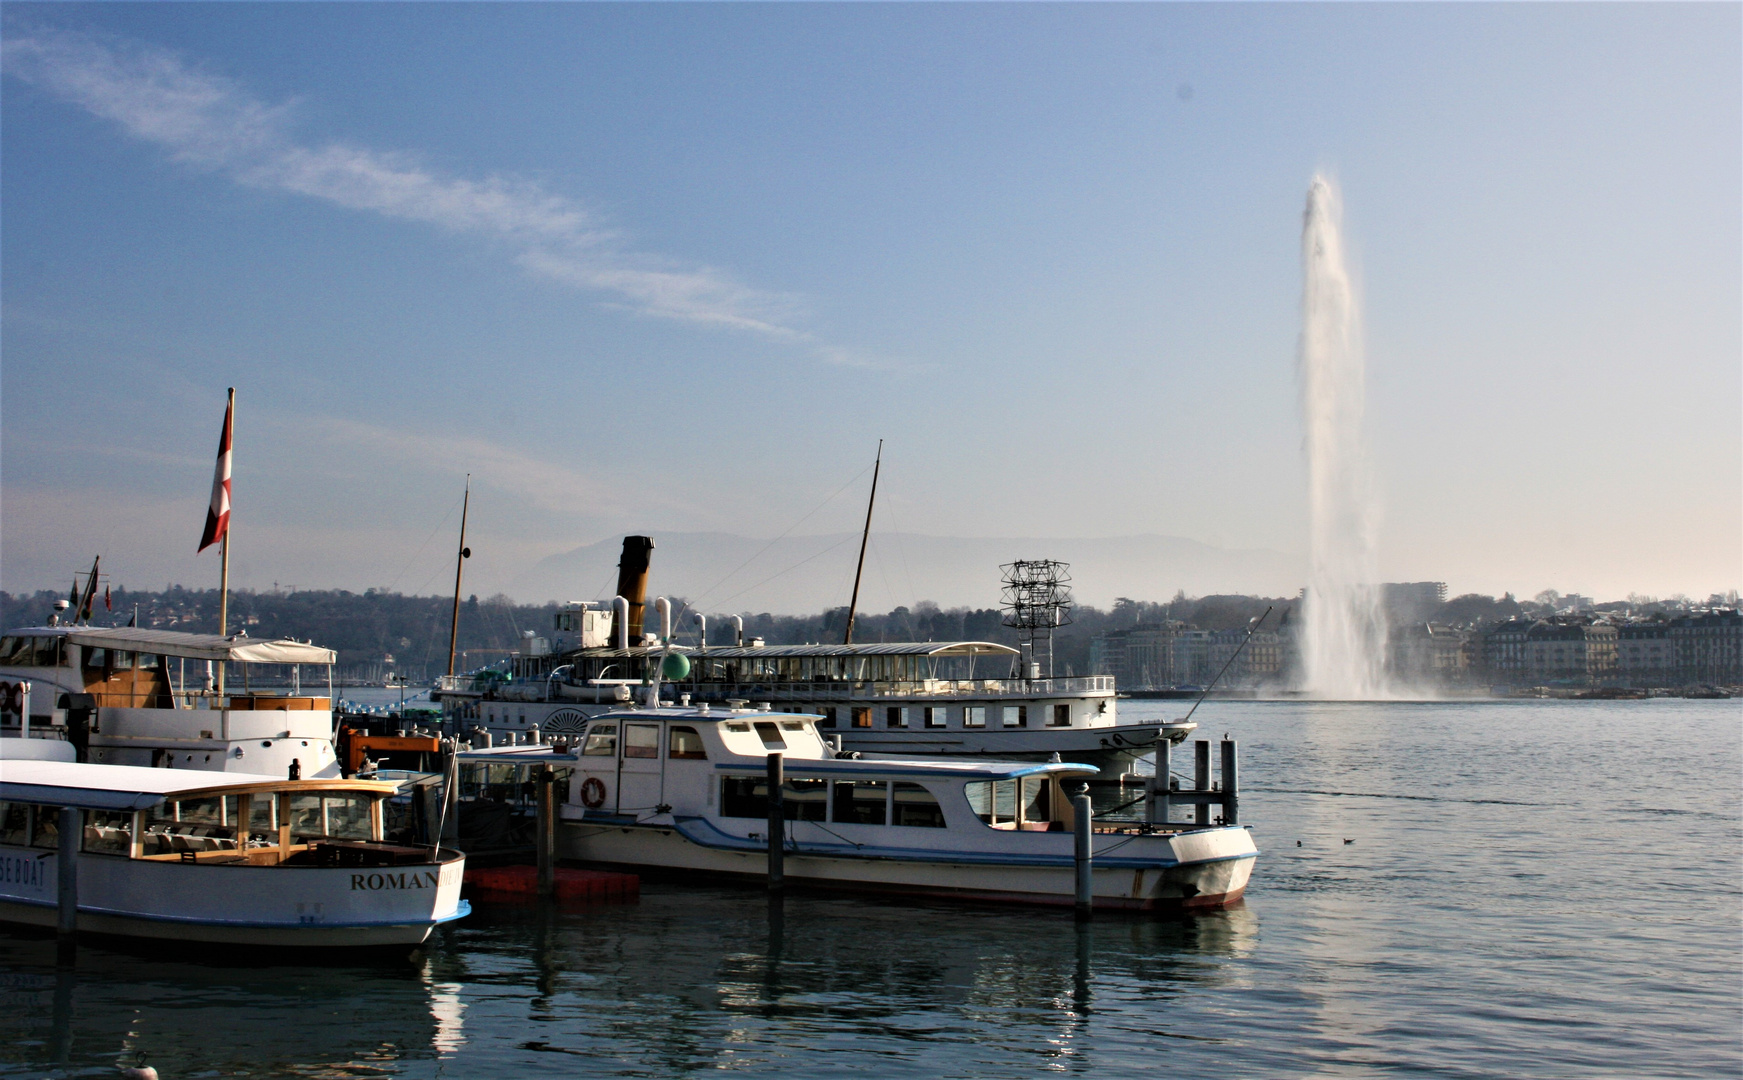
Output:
[
  {"xmin": 446, "ymin": 476, "xmax": 472, "ymax": 678},
  {"xmin": 842, "ymin": 440, "xmax": 882, "ymax": 646}
]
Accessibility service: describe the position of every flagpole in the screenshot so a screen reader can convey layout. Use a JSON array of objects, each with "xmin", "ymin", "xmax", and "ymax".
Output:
[
  {"xmin": 217, "ymin": 387, "xmax": 233, "ymax": 697},
  {"xmin": 446, "ymin": 475, "xmax": 471, "ymax": 679}
]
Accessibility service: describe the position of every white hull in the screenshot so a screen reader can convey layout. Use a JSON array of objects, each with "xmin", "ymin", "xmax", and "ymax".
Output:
[
  {"xmin": 0, "ymin": 844, "xmax": 466, "ymax": 948},
  {"xmin": 560, "ymin": 818, "xmax": 1255, "ymax": 910}
]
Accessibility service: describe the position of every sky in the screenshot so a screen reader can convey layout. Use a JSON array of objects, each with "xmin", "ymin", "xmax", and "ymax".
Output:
[{"xmin": 2, "ymin": 3, "xmax": 1738, "ymax": 611}]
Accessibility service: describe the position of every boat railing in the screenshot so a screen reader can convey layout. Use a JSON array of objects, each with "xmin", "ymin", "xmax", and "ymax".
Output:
[{"xmin": 673, "ymin": 676, "xmax": 1115, "ymax": 700}]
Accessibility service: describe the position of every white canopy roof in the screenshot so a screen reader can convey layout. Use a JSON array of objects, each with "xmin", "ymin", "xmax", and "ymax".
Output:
[
  {"xmin": 61, "ymin": 626, "xmax": 336, "ymax": 665},
  {"xmin": 0, "ymin": 759, "xmax": 291, "ymax": 811}
]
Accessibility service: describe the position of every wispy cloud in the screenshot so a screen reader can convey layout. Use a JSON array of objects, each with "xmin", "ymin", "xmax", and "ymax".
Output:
[{"xmin": 2, "ymin": 25, "xmax": 812, "ymax": 342}]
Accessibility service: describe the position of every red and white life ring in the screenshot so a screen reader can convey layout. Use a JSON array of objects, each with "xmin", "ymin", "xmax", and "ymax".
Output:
[{"xmin": 579, "ymin": 776, "xmax": 608, "ymax": 809}]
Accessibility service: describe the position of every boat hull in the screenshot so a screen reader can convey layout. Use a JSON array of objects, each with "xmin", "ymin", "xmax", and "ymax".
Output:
[
  {"xmin": 0, "ymin": 845, "xmax": 466, "ymax": 948},
  {"xmin": 559, "ymin": 820, "xmax": 1255, "ymax": 911}
]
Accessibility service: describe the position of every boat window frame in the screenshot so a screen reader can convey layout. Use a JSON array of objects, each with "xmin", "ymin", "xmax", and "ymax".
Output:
[{"xmin": 667, "ymin": 725, "xmax": 708, "ymax": 760}]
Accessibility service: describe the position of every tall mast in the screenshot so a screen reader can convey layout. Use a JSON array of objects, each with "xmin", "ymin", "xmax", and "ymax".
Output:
[
  {"xmin": 842, "ymin": 440, "xmax": 882, "ymax": 646},
  {"xmin": 446, "ymin": 476, "xmax": 472, "ymax": 678}
]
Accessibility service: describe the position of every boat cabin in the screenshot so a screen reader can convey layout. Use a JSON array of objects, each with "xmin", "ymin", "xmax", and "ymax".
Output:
[
  {"xmin": 564, "ymin": 705, "xmax": 1099, "ymax": 834},
  {"xmin": 0, "ymin": 750, "xmax": 417, "ymax": 869}
]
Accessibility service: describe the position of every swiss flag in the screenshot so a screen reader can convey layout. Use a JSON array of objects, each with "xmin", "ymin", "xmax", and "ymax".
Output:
[{"xmin": 198, "ymin": 389, "xmax": 233, "ymax": 553}]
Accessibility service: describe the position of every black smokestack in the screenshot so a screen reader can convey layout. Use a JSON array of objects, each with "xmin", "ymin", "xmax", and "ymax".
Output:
[{"xmin": 613, "ymin": 535, "xmax": 655, "ymax": 646}]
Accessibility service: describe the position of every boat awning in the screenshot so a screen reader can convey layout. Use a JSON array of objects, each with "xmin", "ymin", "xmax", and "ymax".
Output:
[
  {"xmin": 455, "ymin": 746, "xmax": 581, "ymax": 765},
  {"xmin": 63, "ymin": 627, "xmax": 336, "ymax": 665},
  {"xmin": 679, "ymin": 641, "xmax": 1020, "ymax": 660},
  {"xmin": 0, "ymin": 760, "xmax": 291, "ymax": 811},
  {"xmin": 712, "ymin": 758, "xmax": 1099, "ymax": 780}
]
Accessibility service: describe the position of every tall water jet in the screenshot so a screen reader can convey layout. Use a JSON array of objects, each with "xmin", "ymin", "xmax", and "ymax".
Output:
[{"xmin": 1298, "ymin": 175, "xmax": 1388, "ymax": 698}]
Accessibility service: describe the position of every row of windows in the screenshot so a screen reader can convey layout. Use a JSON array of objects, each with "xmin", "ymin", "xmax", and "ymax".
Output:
[
  {"xmin": 582, "ymin": 723, "xmax": 710, "ymax": 760},
  {"xmin": 0, "ymin": 795, "xmax": 374, "ymax": 858},
  {"xmin": 719, "ymin": 778, "xmax": 948, "ymax": 828},
  {"xmin": 821, "ymin": 703, "xmax": 1074, "ymax": 729}
]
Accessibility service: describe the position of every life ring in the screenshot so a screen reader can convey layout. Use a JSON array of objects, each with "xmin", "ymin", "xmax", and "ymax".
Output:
[
  {"xmin": 2, "ymin": 682, "xmax": 20, "ymax": 717},
  {"xmin": 0, "ymin": 681, "xmax": 12, "ymax": 715},
  {"xmin": 579, "ymin": 776, "xmax": 608, "ymax": 809}
]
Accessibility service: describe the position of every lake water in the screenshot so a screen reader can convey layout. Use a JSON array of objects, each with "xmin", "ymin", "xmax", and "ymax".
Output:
[{"xmin": 3, "ymin": 699, "xmax": 1738, "ymax": 1078}]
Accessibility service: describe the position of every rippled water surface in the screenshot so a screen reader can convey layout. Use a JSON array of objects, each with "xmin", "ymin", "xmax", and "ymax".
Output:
[{"xmin": 3, "ymin": 700, "xmax": 1739, "ymax": 1078}]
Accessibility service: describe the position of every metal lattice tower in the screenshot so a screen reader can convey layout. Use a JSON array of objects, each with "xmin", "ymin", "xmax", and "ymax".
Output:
[{"xmin": 1000, "ymin": 560, "xmax": 1074, "ymax": 679}]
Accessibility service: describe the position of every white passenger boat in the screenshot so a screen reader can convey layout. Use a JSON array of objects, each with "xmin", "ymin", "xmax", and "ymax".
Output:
[
  {"xmin": 0, "ymin": 739, "xmax": 467, "ymax": 947},
  {"xmin": 554, "ymin": 704, "xmax": 1256, "ymax": 911},
  {"xmin": 0, "ymin": 625, "xmax": 343, "ymax": 778}
]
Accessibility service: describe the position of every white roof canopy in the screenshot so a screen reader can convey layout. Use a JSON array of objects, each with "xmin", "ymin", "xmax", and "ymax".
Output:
[
  {"xmin": 0, "ymin": 759, "xmax": 292, "ymax": 811},
  {"xmin": 62, "ymin": 627, "xmax": 336, "ymax": 665}
]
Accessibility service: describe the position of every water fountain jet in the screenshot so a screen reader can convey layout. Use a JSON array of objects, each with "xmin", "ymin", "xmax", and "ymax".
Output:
[{"xmin": 1298, "ymin": 176, "xmax": 1389, "ymax": 698}]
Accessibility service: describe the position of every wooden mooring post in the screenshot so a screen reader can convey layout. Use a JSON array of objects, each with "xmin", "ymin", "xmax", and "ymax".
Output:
[
  {"xmin": 1073, "ymin": 790, "xmax": 1094, "ymax": 920},
  {"xmin": 536, "ymin": 765, "xmax": 556, "ymax": 896},
  {"xmin": 766, "ymin": 753, "xmax": 785, "ymax": 892},
  {"xmin": 56, "ymin": 807, "xmax": 78, "ymax": 947}
]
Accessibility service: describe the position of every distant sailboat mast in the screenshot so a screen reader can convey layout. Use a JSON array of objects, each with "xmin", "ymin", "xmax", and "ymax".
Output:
[{"xmin": 447, "ymin": 475, "xmax": 472, "ymax": 678}]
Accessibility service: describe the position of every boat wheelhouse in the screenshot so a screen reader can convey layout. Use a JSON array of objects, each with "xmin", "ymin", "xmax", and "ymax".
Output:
[
  {"xmin": 0, "ymin": 739, "xmax": 466, "ymax": 947},
  {"xmin": 553, "ymin": 704, "xmax": 1256, "ymax": 911},
  {"xmin": 436, "ymin": 635, "xmax": 1191, "ymax": 774},
  {"xmin": 0, "ymin": 625, "xmax": 342, "ymax": 777}
]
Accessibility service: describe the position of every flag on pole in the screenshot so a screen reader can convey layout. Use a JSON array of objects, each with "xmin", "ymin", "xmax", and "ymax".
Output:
[
  {"xmin": 104, "ymin": 585, "xmax": 111, "ymax": 612},
  {"xmin": 77, "ymin": 556, "xmax": 101, "ymax": 622},
  {"xmin": 198, "ymin": 392, "xmax": 234, "ymax": 553}
]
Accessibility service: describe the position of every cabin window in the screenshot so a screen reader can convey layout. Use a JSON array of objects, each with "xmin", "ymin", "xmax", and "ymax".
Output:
[
  {"xmin": 140, "ymin": 798, "xmax": 237, "ymax": 855},
  {"xmin": 887, "ymin": 706, "xmax": 907, "ymax": 728},
  {"xmin": 1020, "ymin": 777, "xmax": 1052, "ymax": 824},
  {"xmin": 965, "ymin": 780, "xmax": 1019, "ymax": 826},
  {"xmin": 720, "ymin": 777, "xmax": 766, "ymax": 818},
  {"xmin": 891, "ymin": 782, "xmax": 947, "ymax": 827},
  {"xmin": 668, "ymin": 726, "xmax": 708, "ymax": 760},
  {"xmin": 28, "ymin": 806, "xmax": 63, "ymax": 849},
  {"xmin": 818, "ymin": 707, "xmax": 837, "ymax": 729},
  {"xmin": 0, "ymin": 637, "xmax": 28, "ymax": 665},
  {"xmin": 784, "ymin": 779, "xmax": 828, "ymax": 821},
  {"xmin": 925, "ymin": 706, "xmax": 947, "ymax": 728},
  {"xmin": 286, "ymin": 793, "xmax": 373, "ymax": 841},
  {"xmin": 852, "ymin": 707, "xmax": 873, "ymax": 729},
  {"xmin": 1010, "ymin": 705, "xmax": 1028, "ymax": 728},
  {"xmin": 724, "ymin": 722, "xmax": 750, "ymax": 732},
  {"xmin": 83, "ymin": 648, "xmax": 108, "ymax": 670},
  {"xmin": 0, "ymin": 803, "xmax": 30, "ymax": 845},
  {"xmin": 832, "ymin": 781, "xmax": 887, "ymax": 825},
  {"xmin": 964, "ymin": 706, "xmax": 986, "ymax": 728},
  {"xmin": 32, "ymin": 638, "xmax": 65, "ymax": 667},
  {"xmin": 753, "ymin": 722, "xmax": 786, "ymax": 749},
  {"xmin": 112, "ymin": 651, "xmax": 134, "ymax": 671},
  {"xmin": 137, "ymin": 653, "xmax": 161, "ymax": 671},
  {"xmin": 582, "ymin": 724, "xmax": 619, "ymax": 756},
  {"xmin": 623, "ymin": 724, "xmax": 660, "ymax": 759},
  {"xmin": 1051, "ymin": 704, "xmax": 1071, "ymax": 727},
  {"xmin": 780, "ymin": 721, "xmax": 804, "ymax": 731},
  {"xmin": 82, "ymin": 809, "xmax": 132, "ymax": 856}
]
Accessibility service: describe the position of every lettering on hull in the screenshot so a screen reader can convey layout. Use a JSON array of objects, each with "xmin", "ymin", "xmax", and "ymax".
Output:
[{"xmin": 350, "ymin": 871, "xmax": 443, "ymax": 891}]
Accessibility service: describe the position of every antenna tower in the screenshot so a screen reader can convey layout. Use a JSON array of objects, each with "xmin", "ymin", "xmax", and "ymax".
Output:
[{"xmin": 1000, "ymin": 560, "xmax": 1073, "ymax": 679}]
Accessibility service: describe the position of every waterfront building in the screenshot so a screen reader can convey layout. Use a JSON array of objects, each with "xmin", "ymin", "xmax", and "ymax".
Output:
[{"xmin": 1668, "ymin": 610, "xmax": 1742, "ymax": 685}]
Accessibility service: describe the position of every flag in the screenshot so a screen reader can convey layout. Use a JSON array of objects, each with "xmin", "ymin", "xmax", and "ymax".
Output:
[
  {"xmin": 77, "ymin": 556, "xmax": 100, "ymax": 622},
  {"xmin": 104, "ymin": 585, "xmax": 111, "ymax": 612},
  {"xmin": 198, "ymin": 390, "xmax": 234, "ymax": 553}
]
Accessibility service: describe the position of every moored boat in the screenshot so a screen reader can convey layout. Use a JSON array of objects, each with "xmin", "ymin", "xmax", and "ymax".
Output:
[
  {"xmin": 553, "ymin": 703, "xmax": 1256, "ymax": 911},
  {"xmin": 0, "ymin": 739, "xmax": 467, "ymax": 947}
]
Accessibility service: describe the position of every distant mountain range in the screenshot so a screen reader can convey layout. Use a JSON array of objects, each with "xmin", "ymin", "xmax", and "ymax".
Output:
[{"xmin": 509, "ymin": 531, "xmax": 1302, "ymax": 612}]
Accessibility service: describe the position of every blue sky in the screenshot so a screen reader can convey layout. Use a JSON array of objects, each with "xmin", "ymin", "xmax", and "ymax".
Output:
[{"xmin": 2, "ymin": 3, "xmax": 1737, "ymax": 608}]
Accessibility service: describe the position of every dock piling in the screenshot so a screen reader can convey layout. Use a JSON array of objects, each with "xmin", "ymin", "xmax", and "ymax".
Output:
[
  {"xmin": 536, "ymin": 765, "xmax": 556, "ymax": 896},
  {"xmin": 1221, "ymin": 739, "xmax": 1239, "ymax": 825},
  {"xmin": 1150, "ymin": 738, "xmax": 1172, "ymax": 825},
  {"xmin": 56, "ymin": 807, "xmax": 78, "ymax": 945},
  {"xmin": 1073, "ymin": 791, "xmax": 1093, "ymax": 920},
  {"xmin": 1194, "ymin": 740, "xmax": 1212, "ymax": 826},
  {"xmin": 766, "ymin": 753, "xmax": 785, "ymax": 892}
]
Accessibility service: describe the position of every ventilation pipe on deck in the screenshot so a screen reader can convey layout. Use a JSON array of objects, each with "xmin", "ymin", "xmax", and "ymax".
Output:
[
  {"xmin": 614, "ymin": 596, "xmax": 630, "ymax": 650},
  {"xmin": 730, "ymin": 614, "xmax": 744, "ymax": 646},
  {"xmin": 610, "ymin": 535, "xmax": 655, "ymax": 645},
  {"xmin": 655, "ymin": 596, "xmax": 672, "ymax": 645},
  {"xmin": 694, "ymin": 612, "xmax": 707, "ymax": 649}
]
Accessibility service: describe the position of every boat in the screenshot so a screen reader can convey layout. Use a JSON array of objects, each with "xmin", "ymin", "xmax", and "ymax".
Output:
[
  {"xmin": 550, "ymin": 702, "xmax": 1256, "ymax": 911},
  {"xmin": 0, "ymin": 738, "xmax": 467, "ymax": 947},
  {"xmin": 0, "ymin": 624, "xmax": 344, "ymax": 778},
  {"xmin": 432, "ymin": 536, "xmax": 1195, "ymax": 774}
]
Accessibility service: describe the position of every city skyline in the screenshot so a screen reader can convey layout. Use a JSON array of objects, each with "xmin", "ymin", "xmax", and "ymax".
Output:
[{"xmin": 3, "ymin": 5, "xmax": 1737, "ymax": 609}]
